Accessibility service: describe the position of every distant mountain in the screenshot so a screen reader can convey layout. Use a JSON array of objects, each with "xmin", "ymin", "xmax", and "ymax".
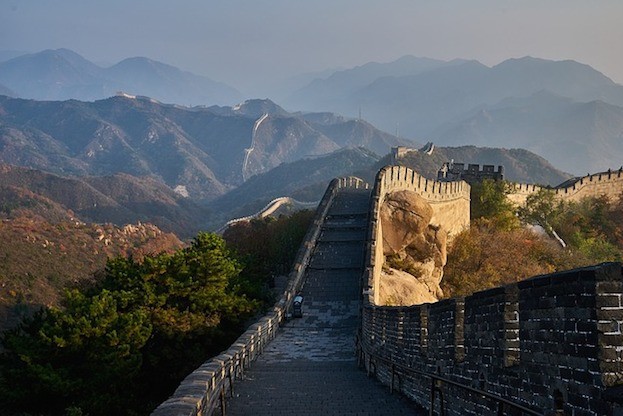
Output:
[
  {"xmin": 0, "ymin": 48, "xmax": 241, "ymax": 105},
  {"xmin": 0, "ymin": 49, "xmax": 110, "ymax": 101},
  {"xmin": 306, "ymin": 117, "xmax": 417, "ymax": 157},
  {"xmin": 0, "ymin": 164, "xmax": 210, "ymax": 237},
  {"xmin": 0, "ymin": 95, "xmax": 411, "ymax": 201},
  {"xmin": 433, "ymin": 91, "xmax": 623, "ymax": 175},
  {"xmin": 0, "ymin": 50, "xmax": 28, "ymax": 63},
  {"xmin": 372, "ymin": 145, "xmax": 572, "ymax": 186},
  {"xmin": 286, "ymin": 55, "xmax": 466, "ymax": 111},
  {"xmin": 355, "ymin": 57, "xmax": 623, "ymax": 136},
  {"xmin": 230, "ymin": 98, "xmax": 292, "ymax": 118},
  {"xmin": 288, "ymin": 56, "xmax": 623, "ymax": 175},
  {"xmin": 106, "ymin": 57, "xmax": 240, "ymax": 106}
]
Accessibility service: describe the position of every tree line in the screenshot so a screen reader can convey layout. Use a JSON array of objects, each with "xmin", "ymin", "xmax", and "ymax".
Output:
[{"xmin": 0, "ymin": 211, "xmax": 313, "ymax": 416}]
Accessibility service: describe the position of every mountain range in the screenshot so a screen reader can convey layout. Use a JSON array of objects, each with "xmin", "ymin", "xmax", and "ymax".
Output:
[
  {"xmin": 433, "ymin": 91, "xmax": 623, "ymax": 175},
  {"xmin": 0, "ymin": 94, "xmax": 413, "ymax": 202},
  {"xmin": 208, "ymin": 147, "xmax": 380, "ymax": 227},
  {"xmin": 1, "ymin": 49, "xmax": 615, "ymax": 232},
  {"xmin": 287, "ymin": 56, "xmax": 623, "ymax": 175},
  {"xmin": 1, "ymin": 48, "xmax": 615, "ymax": 334},
  {"xmin": 0, "ymin": 48, "xmax": 242, "ymax": 105}
]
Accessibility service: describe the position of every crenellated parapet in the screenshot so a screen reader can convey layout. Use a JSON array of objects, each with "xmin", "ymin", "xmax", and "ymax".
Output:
[
  {"xmin": 360, "ymin": 166, "xmax": 623, "ymax": 415},
  {"xmin": 359, "ymin": 263, "xmax": 623, "ymax": 415},
  {"xmin": 508, "ymin": 168, "xmax": 623, "ymax": 206},
  {"xmin": 438, "ymin": 162, "xmax": 504, "ymax": 183}
]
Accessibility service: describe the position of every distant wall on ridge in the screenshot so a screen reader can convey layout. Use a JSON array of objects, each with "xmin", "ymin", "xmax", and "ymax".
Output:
[{"xmin": 508, "ymin": 168, "xmax": 623, "ymax": 206}]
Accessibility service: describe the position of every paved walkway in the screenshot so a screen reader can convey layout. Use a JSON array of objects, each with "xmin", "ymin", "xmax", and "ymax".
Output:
[{"xmin": 226, "ymin": 188, "xmax": 421, "ymax": 415}]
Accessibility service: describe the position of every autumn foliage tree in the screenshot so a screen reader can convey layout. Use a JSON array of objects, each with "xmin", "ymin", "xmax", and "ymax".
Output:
[
  {"xmin": 442, "ymin": 221, "xmax": 579, "ymax": 298},
  {"xmin": 444, "ymin": 183, "xmax": 623, "ymax": 298},
  {"xmin": 470, "ymin": 179, "xmax": 520, "ymax": 230}
]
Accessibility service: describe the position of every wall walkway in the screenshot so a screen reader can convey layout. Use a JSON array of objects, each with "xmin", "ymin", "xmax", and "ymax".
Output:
[
  {"xmin": 152, "ymin": 177, "xmax": 420, "ymax": 415},
  {"xmin": 154, "ymin": 165, "xmax": 623, "ymax": 416},
  {"xmin": 225, "ymin": 185, "xmax": 419, "ymax": 415}
]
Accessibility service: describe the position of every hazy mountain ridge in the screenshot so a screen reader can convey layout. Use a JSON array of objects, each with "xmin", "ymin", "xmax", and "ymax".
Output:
[
  {"xmin": 209, "ymin": 147, "xmax": 380, "ymax": 227},
  {"xmin": 0, "ymin": 83, "xmax": 15, "ymax": 97},
  {"xmin": 0, "ymin": 49, "xmax": 242, "ymax": 105},
  {"xmin": 0, "ymin": 94, "xmax": 411, "ymax": 201},
  {"xmin": 287, "ymin": 56, "xmax": 623, "ymax": 175},
  {"xmin": 433, "ymin": 92, "xmax": 623, "ymax": 174},
  {"xmin": 287, "ymin": 55, "xmax": 467, "ymax": 109}
]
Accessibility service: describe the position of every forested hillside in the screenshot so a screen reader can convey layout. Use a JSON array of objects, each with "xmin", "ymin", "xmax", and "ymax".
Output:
[{"xmin": 0, "ymin": 213, "xmax": 312, "ymax": 415}]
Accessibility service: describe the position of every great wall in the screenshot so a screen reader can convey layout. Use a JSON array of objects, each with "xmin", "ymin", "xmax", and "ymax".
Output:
[
  {"xmin": 507, "ymin": 168, "xmax": 623, "ymax": 206},
  {"xmin": 153, "ymin": 165, "xmax": 623, "ymax": 416}
]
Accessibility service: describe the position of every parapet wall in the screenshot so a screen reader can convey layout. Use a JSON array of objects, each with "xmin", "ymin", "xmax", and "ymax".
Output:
[
  {"xmin": 152, "ymin": 176, "xmax": 369, "ymax": 416},
  {"xmin": 363, "ymin": 165, "xmax": 470, "ymax": 305},
  {"xmin": 359, "ymin": 263, "xmax": 623, "ymax": 415},
  {"xmin": 508, "ymin": 168, "xmax": 623, "ymax": 206}
]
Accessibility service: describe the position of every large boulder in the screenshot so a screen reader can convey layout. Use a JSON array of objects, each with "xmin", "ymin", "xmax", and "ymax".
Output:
[
  {"xmin": 381, "ymin": 190, "xmax": 433, "ymax": 255},
  {"xmin": 379, "ymin": 190, "xmax": 447, "ymax": 305},
  {"xmin": 379, "ymin": 268, "xmax": 438, "ymax": 305}
]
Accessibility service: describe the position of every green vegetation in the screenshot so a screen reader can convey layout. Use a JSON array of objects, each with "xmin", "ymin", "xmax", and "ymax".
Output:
[
  {"xmin": 470, "ymin": 179, "xmax": 520, "ymax": 230},
  {"xmin": 0, "ymin": 214, "xmax": 183, "ymax": 332},
  {"xmin": 223, "ymin": 210, "xmax": 315, "ymax": 302},
  {"xmin": 518, "ymin": 190, "xmax": 622, "ymax": 263},
  {"xmin": 0, "ymin": 212, "xmax": 313, "ymax": 415},
  {"xmin": 443, "ymin": 180, "xmax": 623, "ymax": 298}
]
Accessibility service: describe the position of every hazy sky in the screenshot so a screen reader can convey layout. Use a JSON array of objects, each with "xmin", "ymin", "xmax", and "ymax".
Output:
[{"xmin": 1, "ymin": 0, "xmax": 622, "ymax": 96}]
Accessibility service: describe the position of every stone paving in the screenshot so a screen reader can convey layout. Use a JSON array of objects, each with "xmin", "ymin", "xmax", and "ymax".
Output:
[{"xmin": 226, "ymin": 188, "xmax": 422, "ymax": 415}]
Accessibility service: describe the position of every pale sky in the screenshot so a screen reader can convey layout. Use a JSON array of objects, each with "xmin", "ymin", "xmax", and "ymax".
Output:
[{"xmin": 1, "ymin": 0, "xmax": 621, "ymax": 97}]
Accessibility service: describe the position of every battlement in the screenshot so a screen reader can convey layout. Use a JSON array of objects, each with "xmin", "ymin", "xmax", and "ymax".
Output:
[
  {"xmin": 360, "ymin": 263, "xmax": 623, "ymax": 415},
  {"xmin": 507, "ymin": 167, "xmax": 623, "ymax": 206},
  {"xmin": 438, "ymin": 161, "xmax": 504, "ymax": 183}
]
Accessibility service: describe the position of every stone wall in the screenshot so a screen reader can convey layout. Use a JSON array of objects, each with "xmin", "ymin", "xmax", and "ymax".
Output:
[
  {"xmin": 360, "ymin": 262, "xmax": 623, "ymax": 415},
  {"xmin": 151, "ymin": 176, "xmax": 369, "ymax": 416},
  {"xmin": 363, "ymin": 165, "xmax": 470, "ymax": 305},
  {"xmin": 507, "ymin": 168, "xmax": 623, "ymax": 206}
]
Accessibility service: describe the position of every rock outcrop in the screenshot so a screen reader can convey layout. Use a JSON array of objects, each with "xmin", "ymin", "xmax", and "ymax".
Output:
[{"xmin": 379, "ymin": 190, "xmax": 447, "ymax": 305}]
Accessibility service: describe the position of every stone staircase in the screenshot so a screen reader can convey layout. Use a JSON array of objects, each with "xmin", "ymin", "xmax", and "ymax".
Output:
[{"xmin": 225, "ymin": 188, "xmax": 421, "ymax": 415}]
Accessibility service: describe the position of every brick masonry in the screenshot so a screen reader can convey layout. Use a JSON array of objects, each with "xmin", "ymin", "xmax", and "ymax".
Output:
[
  {"xmin": 360, "ymin": 166, "xmax": 623, "ymax": 415},
  {"xmin": 360, "ymin": 263, "xmax": 623, "ymax": 415}
]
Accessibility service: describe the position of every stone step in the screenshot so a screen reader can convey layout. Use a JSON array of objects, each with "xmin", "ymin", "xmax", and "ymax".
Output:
[{"xmin": 224, "ymin": 186, "xmax": 423, "ymax": 415}]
